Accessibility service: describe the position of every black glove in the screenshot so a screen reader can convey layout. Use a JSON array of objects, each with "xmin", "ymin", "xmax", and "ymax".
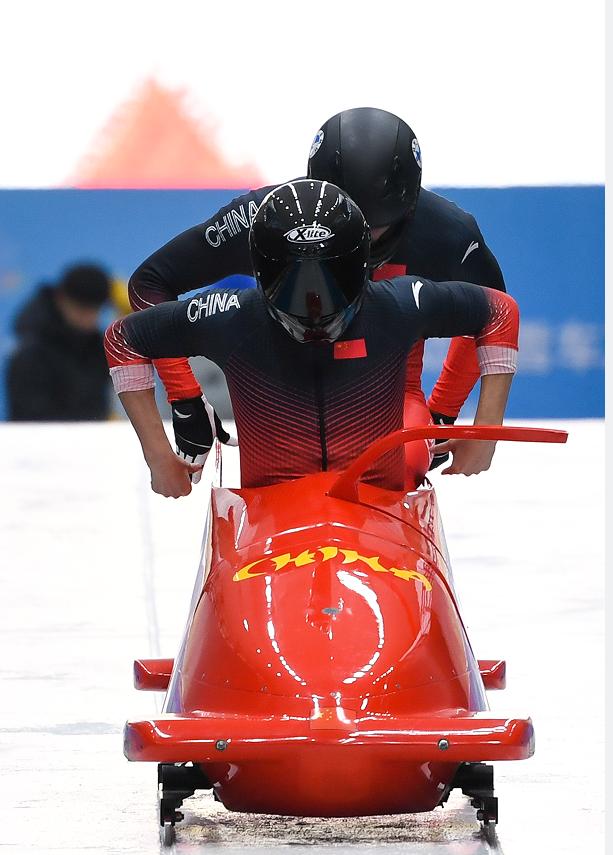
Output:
[
  {"xmin": 171, "ymin": 395, "xmax": 237, "ymax": 484},
  {"xmin": 428, "ymin": 411, "xmax": 456, "ymax": 471}
]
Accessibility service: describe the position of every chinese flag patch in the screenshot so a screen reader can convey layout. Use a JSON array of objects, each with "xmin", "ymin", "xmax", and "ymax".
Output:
[
  {"xmin": 334, "ymin": 338, "xmax": 367, "ymax": 359},
  {"xmin": 373, "ymin": 263, "xmax": 407, "ymax": 281}
]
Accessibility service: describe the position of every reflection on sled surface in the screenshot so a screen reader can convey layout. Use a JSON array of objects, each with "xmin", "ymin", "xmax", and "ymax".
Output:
[{"xmin": 123, "ymin": 426, "xmax": 567, "ymax": 831}]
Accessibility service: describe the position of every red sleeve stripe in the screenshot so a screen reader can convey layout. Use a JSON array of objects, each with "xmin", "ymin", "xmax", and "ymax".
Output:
[
  {"xmin": 427, "ymin": 336, "xmax": 480, "ymax": 418},
  {"xmin": 153, "ymin": 357, "xmax": 202, "ymax": 402},
  {"xmin": 477, "ymin": 345, "xmax": 518, "ymax": 375},
  {"xmin": 104, "ymin": 319, "xmax": 149, "ymax": 368},
  {"xmin": 109, "ymin": 364, "xmax": 155, "ymax": 393},
  {"xmin": 475, "ymin": 290, "xmax": 520, "ymax": 351},
  {"xmin": 128, "ymin": 289, "xmax": 157, "ymax": 311}
]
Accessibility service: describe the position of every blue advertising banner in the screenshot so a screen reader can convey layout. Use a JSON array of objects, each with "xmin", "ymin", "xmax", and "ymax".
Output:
[{"xmin": 0, "ymin": 186, "xmax": 603, "ymax": 419}]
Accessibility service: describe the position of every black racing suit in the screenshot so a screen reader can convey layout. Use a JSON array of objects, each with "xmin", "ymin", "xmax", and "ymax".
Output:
[
  {"xmin": 128, "ymin": 186, "xmax": 505, "ymax": 419},
  {"xmin": 105, "ymin": 277, "xmax": 518, "ymax": 489}
]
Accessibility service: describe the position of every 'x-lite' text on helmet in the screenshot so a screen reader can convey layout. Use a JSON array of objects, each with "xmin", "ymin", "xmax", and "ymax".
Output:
[
  {"xmin": 249, "ymin": 179, "xmax": 370, "ymax": 343},
  {"xmin": 307, "ymin": 107, "xmax": 422, "ymax": 268}
]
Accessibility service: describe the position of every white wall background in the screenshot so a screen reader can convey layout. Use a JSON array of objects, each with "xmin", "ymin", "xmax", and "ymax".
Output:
[{"xmin": 0, "ymin": 0, "xmax": 604, "ymax": 188}]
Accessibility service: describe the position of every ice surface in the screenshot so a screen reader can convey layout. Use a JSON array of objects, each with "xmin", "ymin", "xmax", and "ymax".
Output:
[{"xmin": 0, "ymin": 420, "xmax": 604, "ymax": 854}]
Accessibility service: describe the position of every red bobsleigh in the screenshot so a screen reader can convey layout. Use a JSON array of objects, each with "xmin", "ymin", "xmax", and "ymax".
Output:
[{"xmin": 124, "ymin": 425, "xmax": 567, "ymax": 840}]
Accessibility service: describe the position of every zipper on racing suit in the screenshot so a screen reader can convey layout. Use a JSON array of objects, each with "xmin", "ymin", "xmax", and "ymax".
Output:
[{"xmin": 311, "ymin": 354, "xmax": 328, "ymax": 471}]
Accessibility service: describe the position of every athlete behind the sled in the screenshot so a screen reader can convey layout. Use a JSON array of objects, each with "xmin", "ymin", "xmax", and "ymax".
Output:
[
  {"xmin": 105, "ymin": 180, "xmax": 518, "ymax": 498},
  {"xmin": 128, "ymin": 107, "xmax": 506, "ymax": 477}
]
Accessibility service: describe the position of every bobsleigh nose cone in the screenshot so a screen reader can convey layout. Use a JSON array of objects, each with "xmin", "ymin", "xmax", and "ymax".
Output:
[{"xmin": 241, "ymin": 556, "xmax": 428, "ymax": 696}]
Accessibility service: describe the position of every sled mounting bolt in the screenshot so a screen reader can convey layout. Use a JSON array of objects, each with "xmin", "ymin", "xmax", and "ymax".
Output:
[
  {"xmin": 215, "ymin": 739, "xmax": 228, "ymax": 751},
  {"xmin": 437, "ymin": 738, "xmax": 450, "ymax": 751}
]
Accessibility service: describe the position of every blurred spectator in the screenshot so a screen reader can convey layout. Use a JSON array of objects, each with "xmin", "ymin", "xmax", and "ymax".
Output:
[{"xmin": 7, "ymin": 263, "xmax": 112, "ymax": 421}]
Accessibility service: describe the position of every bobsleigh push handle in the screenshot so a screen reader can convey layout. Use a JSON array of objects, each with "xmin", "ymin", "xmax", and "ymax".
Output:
[{"xmin": 328, "ymin": 425, "xmax": 568, "ymax": 503}]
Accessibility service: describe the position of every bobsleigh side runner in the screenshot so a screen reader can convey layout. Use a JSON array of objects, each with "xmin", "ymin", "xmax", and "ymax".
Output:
[{"xmin": 124, "ymin": 426, "xmax": 567, "ymax": 839}]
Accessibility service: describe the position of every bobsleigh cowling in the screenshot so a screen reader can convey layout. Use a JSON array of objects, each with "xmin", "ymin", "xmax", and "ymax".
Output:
[{"xmin": 124, "ymin": 426, "xmax": 567, "ymax": 837}]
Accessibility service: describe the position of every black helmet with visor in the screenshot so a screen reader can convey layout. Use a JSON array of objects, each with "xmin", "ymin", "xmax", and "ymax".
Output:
[{"xmin": 250, "ymin": 179, "xmax": 370, "ymax": 343}]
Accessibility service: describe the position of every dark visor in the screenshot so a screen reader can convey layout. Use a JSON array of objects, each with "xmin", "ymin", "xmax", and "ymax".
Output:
[{"xmin": 267, "ymin": 256, "xmax": 363, "ymax": 328}]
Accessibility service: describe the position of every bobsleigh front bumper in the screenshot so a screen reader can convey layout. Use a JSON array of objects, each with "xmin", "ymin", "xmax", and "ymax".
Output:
[{"xmin": 124, "ymin": 710, "xmax": 534, "ymax": 764}]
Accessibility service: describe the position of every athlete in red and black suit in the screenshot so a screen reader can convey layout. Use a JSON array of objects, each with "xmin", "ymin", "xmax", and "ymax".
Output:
[
  {"xmin": 128, "ymin": 108, "xmax": 505, "ymax": 477},
  {"xmin": 106, "ymin": 181, "xmax": 518, "ymax": 498}
]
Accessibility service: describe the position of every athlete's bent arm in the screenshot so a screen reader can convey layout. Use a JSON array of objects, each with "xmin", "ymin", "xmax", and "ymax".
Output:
[
  {"xmin": 428, "ymin": 230, "xmax": 506, "ymax": 423},
  {"xmin": 119, "ymin": 387, "xmax": 201, "ymax": 497},
  {"xmin": 413, "ymin": 280, "xmax": 518, "ymax": 476},
  {"xmin": 111, "ymin": 379, "xmax": 205, "ymax": 498},
  {"xmin": 129, "ymin": 187, "xmax": 272, "ymax": 406},
  {"xmin": 104, "ymin": 298, "xmax": 232, "ymax": 497},
  {"xmin": 436, "ymin": 373, "xmax": 513, "ymax": 475}
]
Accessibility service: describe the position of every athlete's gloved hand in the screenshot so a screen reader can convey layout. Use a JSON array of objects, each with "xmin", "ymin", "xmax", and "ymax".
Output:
[
  {"xmin": 428, "ymin": 411, "xmax": 456, "ymax": 471},
  {"xmin": 171, "ymin": 395, "xmax": 237, "ymax": 484}
]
